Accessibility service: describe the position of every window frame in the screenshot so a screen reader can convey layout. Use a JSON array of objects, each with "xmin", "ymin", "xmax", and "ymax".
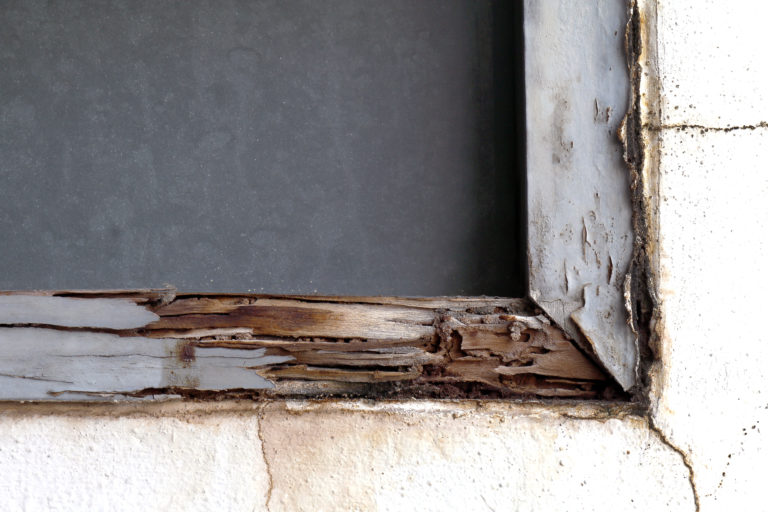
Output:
[{"xmin": 0, "ymin": 0, "xmax": 641, "ymax": 400}]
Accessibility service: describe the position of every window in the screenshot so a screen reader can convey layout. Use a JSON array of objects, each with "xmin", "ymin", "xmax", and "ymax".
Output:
[{"xmin": 0, "ymin": 0, "xmax": 636, "ymax": 400}]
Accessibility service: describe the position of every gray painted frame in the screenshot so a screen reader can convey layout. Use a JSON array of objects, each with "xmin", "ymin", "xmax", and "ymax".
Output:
[{"xmin": 525, "ymin": 0, "xmax": 638, "ymax": 390}]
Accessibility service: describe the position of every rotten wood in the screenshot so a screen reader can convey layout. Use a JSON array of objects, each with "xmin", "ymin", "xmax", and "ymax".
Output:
[{"xmin": 0, "ymin": 291, "xmax": 619, "ymax": 401}]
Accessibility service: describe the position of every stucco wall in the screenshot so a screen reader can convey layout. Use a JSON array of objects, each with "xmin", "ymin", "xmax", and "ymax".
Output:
[
  {"xmin": 0, "ymin": 401, "xmax": 691, "ymax": 511},
  {"xmin": 1, "ymin": 1, "xmax": 765, "ymax": 510},
  {"xmin": 649, "ymin": 0, "xmax": 768, "ymax": 508}
]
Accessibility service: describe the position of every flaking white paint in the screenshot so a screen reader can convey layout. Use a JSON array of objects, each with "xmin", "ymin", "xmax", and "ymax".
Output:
[
  {"xmin": 0, "ymin": 295, "xmax": 158, "ymax": 329},
  {"xmin": 525, "ymin": 0, "xmax": 637, "ymax": 390},
  {"xmin": 0, "ymin": 328, "xmax": 290, "ymax": 399}
]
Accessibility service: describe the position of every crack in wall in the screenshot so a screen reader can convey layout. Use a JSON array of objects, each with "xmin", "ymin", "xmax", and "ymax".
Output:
[
  {"xmin": 647, "ymin": 416, "xmax": 700, "ymax": 511},
  {"xmin": 257, "ymin": 407, "xmax": 275, "ymax": 512},
  {"xmin": 558, "ymin": 406, "xmax": 698, "ymax": 509},
  {"xmin": 646, "ymin": 121, "xmax": 768, "ymax": 133}
]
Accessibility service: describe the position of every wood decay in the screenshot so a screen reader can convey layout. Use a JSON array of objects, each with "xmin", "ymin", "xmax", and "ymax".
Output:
[{"xmin": 0, "ymin": 289, "xmax": 617, "ymax": 400}]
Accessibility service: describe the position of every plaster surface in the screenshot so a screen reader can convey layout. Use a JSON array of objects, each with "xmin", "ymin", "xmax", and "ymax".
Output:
[
  {"xmin": 646, "ymin": 1, "xmax": 768, "ymax": 509},
  {"xmin": 651, "ymin": 120, "xmax": 768, "ymax": 509},
  {"xmin": 0, "ymin": 402, "xmax": 692, "ymax": 512},
  {"xmin": 259, "ymin": 402, "xmax": 691, "ymax": 511},
  {"xmin": 0, "ymin": 410, "xmax": 270, "ymax": 511},
  {"xmin": 655, "ymin": 1, "xmax": 768, "ymax": 127}
]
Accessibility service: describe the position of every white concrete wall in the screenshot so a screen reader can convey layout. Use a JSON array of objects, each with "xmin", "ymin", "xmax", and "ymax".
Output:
[
  {"xmin": 0, "ymin": 401, "xmax": 693, "ymax": 511},
  {"xmin": 650, "ymin": 0, "xmax": 768, "ymax": 508},
  {"xmin": 1, "ymin": 1, "xmax": 766, "ymax": 510}
]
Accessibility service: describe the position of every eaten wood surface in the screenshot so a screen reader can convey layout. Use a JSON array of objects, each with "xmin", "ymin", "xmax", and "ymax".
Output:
[{"xmin": 0, "ymin": 290, "xmax": 617, "ymax": 400}]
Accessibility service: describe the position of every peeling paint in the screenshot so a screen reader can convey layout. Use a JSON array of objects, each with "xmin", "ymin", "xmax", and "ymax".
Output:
[
  {"xmin": 0, "ymin": 295, "xmax": 159, "ymax": 329},
  {"xmin": 0, "ymin": 328, "xmax": 290, "ymax": 399},
  {"xmin": 525, "ymin": 0, "xmax": 637, "ymax": 390},
  {"xmin": 0, "ymin": 293, "xmax": 616, "ymax": 400}
]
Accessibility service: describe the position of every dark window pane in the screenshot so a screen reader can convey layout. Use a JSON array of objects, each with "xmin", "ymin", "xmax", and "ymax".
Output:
[{"xmin": 0, "ymin": 0, "xmax": 525, "ymax": 295}]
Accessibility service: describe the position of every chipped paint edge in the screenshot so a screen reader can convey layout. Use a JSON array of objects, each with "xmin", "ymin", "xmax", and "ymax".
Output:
[
  {"xmin": 0, "ymin": 295, "xmax": 159, "ymax": 329},
  {"xmin": 525, "ymin": 0, "xmax": 639, "ymax": 391}
]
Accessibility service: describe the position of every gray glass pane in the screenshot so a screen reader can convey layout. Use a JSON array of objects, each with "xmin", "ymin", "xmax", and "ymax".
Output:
[{"xmin": 0, "ymin": 0, "xmax": 524, "ymax": 295}]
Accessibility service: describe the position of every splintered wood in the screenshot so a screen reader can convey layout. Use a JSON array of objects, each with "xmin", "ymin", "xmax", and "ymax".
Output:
[{"xmin": 0, "ymin": 290, "xmax": 614, "ymax": 400}]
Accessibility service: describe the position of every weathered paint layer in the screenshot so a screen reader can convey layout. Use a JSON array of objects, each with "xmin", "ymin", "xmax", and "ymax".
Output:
[
  {"xmin": 0, "ymin": 292, "xmax": 615, "ymax": 400},
  {"xmin": 0, "ymin": 295, "xmax": 159, "ymax": 329},
  {"xmin": 525, "ymin": 0, "xmax": 637, "ymax": 390}
]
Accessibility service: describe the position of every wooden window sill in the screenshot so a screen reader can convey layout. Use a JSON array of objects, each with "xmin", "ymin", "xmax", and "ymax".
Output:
[{"xmin": 0, "ymin": 289, "xmax": 617, "ymax": 401}]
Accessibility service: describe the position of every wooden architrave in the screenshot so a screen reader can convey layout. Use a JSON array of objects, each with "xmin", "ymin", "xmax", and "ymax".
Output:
[
  {"xmin": 524, "ymin": 0, "xmax": 640, "ymax": 391},
  {"xmin": 0, "ymin": 290, "xmax": 614, "ymax": 401}
]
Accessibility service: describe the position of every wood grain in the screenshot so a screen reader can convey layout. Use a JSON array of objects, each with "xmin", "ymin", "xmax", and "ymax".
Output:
[{"xmin": 0, "ymin": 291, "xmax": 617, "ymax": 400}]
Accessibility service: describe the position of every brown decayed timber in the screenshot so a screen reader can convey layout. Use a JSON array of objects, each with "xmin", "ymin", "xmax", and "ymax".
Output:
[{"xmin": 0, "ymin": 290, "xmax": 619, "ymax": 400}]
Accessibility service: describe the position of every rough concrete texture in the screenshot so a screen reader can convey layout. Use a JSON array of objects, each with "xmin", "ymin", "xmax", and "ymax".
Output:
[
  {"xmin": 0, "ymin": 409, "xmax": 270, "ymax": 511},
  {"xmin": 652, "ymin": 129, "xmax": 768, "ymax": 507},
  {"xmin": 0, "ymin": 402, "xmax": 692, "ymax": 511},
  {"xmin": 260, "ymin": 402, "xmax": 691, "ymax": 511},
  {"xmin": 647, "ymin": 1, "xmax": 768, "ymax": 509},
  {"xmin": 655, "ymin": 1, "xmax": 768, "ymax": 128}
]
